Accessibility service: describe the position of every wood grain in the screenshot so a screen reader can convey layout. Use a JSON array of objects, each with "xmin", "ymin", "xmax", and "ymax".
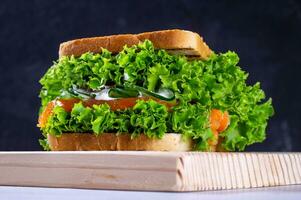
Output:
[{"xmin": 0, "ymin": 152, "xmax": 300, "ymax": 191}]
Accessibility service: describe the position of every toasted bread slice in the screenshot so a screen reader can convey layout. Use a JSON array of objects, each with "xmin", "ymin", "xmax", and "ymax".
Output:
[
  {"xmin": 59, "ymin": 29, "xmax": 212, "ymax": 59},
  {"xmin": 47, "ymin": 133, "xmax": 193, "ymax": 151}
]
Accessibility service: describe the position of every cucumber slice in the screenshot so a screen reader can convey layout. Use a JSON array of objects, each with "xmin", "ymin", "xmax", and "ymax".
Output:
[
  {"xmin": 132, "ymin": 86, "xmax": 175, "ymax": 101},
  {"xmin": 108, "ymin": 87, "xmax": 139, "ymax": 98}
]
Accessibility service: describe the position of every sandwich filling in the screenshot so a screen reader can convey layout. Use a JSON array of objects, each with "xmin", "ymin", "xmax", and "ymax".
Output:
[{"xmin": 38, "ymin": 40, "xmax": 274, "ymax": 151}]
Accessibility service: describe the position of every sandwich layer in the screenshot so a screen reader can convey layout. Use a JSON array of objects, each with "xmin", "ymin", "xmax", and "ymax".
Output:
[
  {"xmin": 39, "ymin": 32, "xmax": 274, "ymax": 152},
  {"xmin": 59, "ymin": 29, "xmax": 212, "ymax": 59},
  {"xmin": 47, "ymin": 133, "xmax": 192, "ymax": 151}
]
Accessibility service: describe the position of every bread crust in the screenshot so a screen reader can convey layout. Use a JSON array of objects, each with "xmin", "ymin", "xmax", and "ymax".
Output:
[
  {"xmin": 59, "ymin": 29, "xmax": 212, "ymax": 59},
  {"xmin": 47, "ymin": 133, "xmax": 193, "ymax": 151}
]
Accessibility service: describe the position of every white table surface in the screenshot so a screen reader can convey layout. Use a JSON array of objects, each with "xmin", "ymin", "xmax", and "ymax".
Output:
[{"xmin": 0, "ymin": 185, "xmax": 301, "ymax": 200}]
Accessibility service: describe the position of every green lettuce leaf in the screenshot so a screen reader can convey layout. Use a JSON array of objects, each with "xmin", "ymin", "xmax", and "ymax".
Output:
[
  {"xmin": 39, "ymin": 49, "xmax": 123, "ymax": 107},
  {"xmin": 91, "ymin": 104, "xmax": 115, "ymax": 135},
  {"xmin": 42, "ymin": 106, "xmax": 69, "ymax": 136},
  {"xmin": 43, "ymin": 100, "xmax": 168, "ymax": 139},
  {"xmin": 117, "ymin": 40, "xmax": 157, "ymax": 87},
  {"xmin": 39, "ymin": 139, "xmax": 51, "ymax": 151},
  {"xmin": 70, "ymin": 102, "xmax": 93, "ymax": 132},
  {"xmin": 171, "ymin": 103, "xmax": 213, "ymax": 151},
  {"xmin": 130, "ymin": 99, "xmax": 168, "ymax": 139}
]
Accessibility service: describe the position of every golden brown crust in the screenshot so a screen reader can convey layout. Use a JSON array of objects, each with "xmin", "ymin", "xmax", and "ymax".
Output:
[
  {"xmin": 59, "ymin": 29, "xmax": 212, "ymax": 59},
  {"xmin": 47, "ymin": 133, "xmax": 193, "ymax": 151}
]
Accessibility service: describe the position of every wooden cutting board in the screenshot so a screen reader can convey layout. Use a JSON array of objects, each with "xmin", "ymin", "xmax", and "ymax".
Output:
[{"xmin": 0, "ymin": 152, "xmax": 300, "ymax": 191}]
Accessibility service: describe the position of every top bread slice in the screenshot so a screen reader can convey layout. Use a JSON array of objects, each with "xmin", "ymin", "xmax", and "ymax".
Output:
[{"xmin": 59, "ymin": 29, "xmax": 212, "ymax": 60}]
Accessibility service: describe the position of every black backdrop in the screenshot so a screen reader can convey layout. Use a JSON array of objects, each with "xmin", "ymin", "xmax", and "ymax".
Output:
[{"xmin": 0, "ymin": 0, "xmax": 300, "ymax": 151}]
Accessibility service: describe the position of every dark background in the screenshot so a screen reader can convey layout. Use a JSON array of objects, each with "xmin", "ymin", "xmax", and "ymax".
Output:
[{"xmin": 0, "ymin": 0, "xmax": 300, "ymax": 151}]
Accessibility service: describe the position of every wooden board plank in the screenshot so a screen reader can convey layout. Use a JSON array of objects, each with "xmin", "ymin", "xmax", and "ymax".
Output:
[{"xmin": 0, "ymin": 152, "xmax": 300, "ymax": 191}]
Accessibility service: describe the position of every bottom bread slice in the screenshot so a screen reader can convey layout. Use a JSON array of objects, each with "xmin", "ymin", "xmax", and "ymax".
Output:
[{"xmin": 47, "ymin": 133, "xmax": 193, "ymax": 151}]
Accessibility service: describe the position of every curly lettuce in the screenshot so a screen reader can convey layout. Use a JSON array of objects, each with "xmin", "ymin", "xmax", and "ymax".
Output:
[
  {"xmin": 39, "ymin": 40, "xmax": 274, "ymax": 151},
  {"xmin": 43, "ymin": 100, "xmax": 168, "ymax": 140},
  {"xmin": 39, "ymin": 49, "xmax": 123, "ymax": 107},
  {"xmin": 130, "ymin": 100, "xmax": 168, "ymax": 139},
  {"xmin": 172, "ymin": 103, "xmax": 213, "ymax": 151}
]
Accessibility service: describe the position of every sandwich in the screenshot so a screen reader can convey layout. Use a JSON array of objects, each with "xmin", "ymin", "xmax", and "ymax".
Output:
[{"xmin": 38, "ymin": 29, "xmax": 274, "ymax": 151}]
